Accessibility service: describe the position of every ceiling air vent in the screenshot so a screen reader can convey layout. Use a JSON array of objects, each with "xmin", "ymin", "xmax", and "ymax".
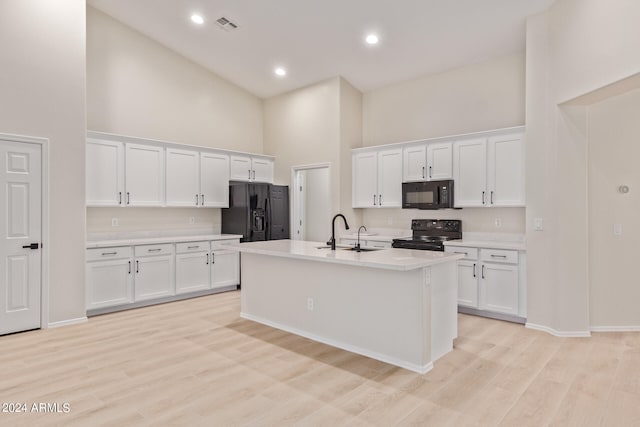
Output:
[{"xmin": 216, "ymin": 16, "xmax": 239, "ymax": 31}]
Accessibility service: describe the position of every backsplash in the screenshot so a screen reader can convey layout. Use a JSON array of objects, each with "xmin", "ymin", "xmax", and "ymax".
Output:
[
  {"xmin": 86, "ymin": 207, "xmax": 221, "ymax": 234},
  {"xmin": 362, "ymin": 207, "xmax": 525, "ymax": 234}
]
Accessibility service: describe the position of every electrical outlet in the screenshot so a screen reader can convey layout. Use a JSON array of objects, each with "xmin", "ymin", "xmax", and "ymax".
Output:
[
  {"xmin": 534, "ymin": 218, "xmax": 544, "ymax": 231},
  {"xmin": 613, "ymin": 224, "xmax": 622, "ymax": 235},
  {"xmin": 188, "ymin": 217, "xmax": 195, "ymax": 225},
  {"xmin": 307, "ymin": 297, "xmax": 314, "ymax": 311},
  {"xmin": 111, "ymin": 218, "xmax": 119, "ymax": 227},
  {"xmin": 494, "ymin": 218, "xmax": 502, "ymax": 228}
]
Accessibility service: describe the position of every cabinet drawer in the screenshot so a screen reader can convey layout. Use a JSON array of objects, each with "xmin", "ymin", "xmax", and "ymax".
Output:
[
  {"xmin": 135, "ymin": 243, "xmax": 174, "ymax": 257},
  {"xmin": 445, "ymin": 246, "xmax": 478, "ymax": 260},
  {"xmin": 87, "ymin": 246, "xmax": 132, "ymax": 261},
  {"xmin": 176, "ymin": 241, "xmax": 210, "ymax": 253},
  {"xmin": 480, "ymin": 248, "xmax": 518, "ymax": 264}
]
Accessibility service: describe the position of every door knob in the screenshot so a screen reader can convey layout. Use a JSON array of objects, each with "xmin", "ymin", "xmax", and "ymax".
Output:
[{"xmin": 22, "ymin": 243, "xmax": 40, "ymax": 250}]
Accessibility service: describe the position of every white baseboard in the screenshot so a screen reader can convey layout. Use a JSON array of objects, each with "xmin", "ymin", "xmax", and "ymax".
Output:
[
  {"xmin": 591, "ymin": 325, "xmax": 640, "ymax": 332},
  {"xmin": 47, "ymin": 316, "xmax": 88, "ymax": 329},
  {"xmin": 525, "ymin": 322, "xmax": 591, "ymax": 337},
  {"xmin": 241, "ymin": 312, "xmax": 433, "ymax": 374}
]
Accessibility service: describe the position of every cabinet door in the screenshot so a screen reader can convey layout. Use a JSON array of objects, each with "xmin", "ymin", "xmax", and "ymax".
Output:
[
  {"xmin": 211, "ymin": 249, "xmax": 239, "ymax": 289},
  {"xmin": 480, "ymin": 263, "xmax": 518, "ymax": 315},
  {"xmin": 457, "ymin": 260, "xmax": 478, "ymax": 308},
  {"xmin": 252, "ymin": 158, "xmax": 274, "ymax": 183},
  {"xmin": 377, "ymin": 149, "xmax": 403, "ymax": 207},
  {"xmin": 175, "ymin": 252, "xmax": 210, "ymax": 294},
  {"xmin": 229, "ymin": 155, "xmax": 252, "ymax": 181},
  {"xmin": 487, "ymin": 133, "xmax": 525, "ymax": 207},
  {"xmin": 125, "ymin": 143, "xmax": 165, "ymax": 206},
  {"xmin": 427, "ymin": 142, "xmax": 453, "ymax": 180},
  {"xmin": 200, "ymin": 152, "xmax": 229, "ymax": 207},
  {"xmin": 86, "ymin": 140, "xmax": 124, "ymax": 206},
  {"xmin": 166, "ymin": 148, "xmax": 200, "ymax": 207},
  {"xmin": 86, "ymin": 259, "xmax": 133, "ymax": 309},
  {"xmin": 453, "ymin": 138, "xmax": 487, "ymax": 207},
  {"xmin": 352, "ymin": 152, "xmax": 378, "ymax": 207},
  {"xmin": 402, "ymin": 145, "xmax": 427, "ymax": 182},
  {"xmin": 134, "ymin": 255, "xmax": 174, "ymax": 301}
]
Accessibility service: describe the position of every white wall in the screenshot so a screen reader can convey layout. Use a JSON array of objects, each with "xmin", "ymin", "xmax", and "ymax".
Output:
[
  {"xmin": 0, "ymin": 0, "xmax": 86, "ymax": 324},
  {"xmin": 361, "ymin": 53, "xmax": 526, "ymax": 233},
  {"xmin": 86, "ymin": 7, "xmax": 265, "ymax": 235},
  {"xmin": 588, "ymin": 89, "xmax": 640, "ymax": 328},
  {"xmin": 525, "ymin": 0, "xmax": 640, "ymax": 334}
]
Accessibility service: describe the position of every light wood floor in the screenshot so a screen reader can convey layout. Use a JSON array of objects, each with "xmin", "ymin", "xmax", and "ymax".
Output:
[{"xmin": 1, "ymin": 291, "xmax": 639, "ymax": 426}]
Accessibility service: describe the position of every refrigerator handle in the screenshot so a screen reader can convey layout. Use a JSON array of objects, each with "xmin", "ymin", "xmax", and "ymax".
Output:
[{"xmin": 265, "ymin": 197, "xmax": 271, "ymax": 240}]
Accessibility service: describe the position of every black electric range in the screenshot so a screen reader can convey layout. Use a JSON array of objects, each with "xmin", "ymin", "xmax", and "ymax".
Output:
[{"xmin": 392, "ymin": 219, "xmax": 462, "ymax": 251}]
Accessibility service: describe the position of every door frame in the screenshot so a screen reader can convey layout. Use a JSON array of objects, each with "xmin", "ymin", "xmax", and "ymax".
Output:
[
  {"xmin": 290, "ymin": 163, "xmax": 331, "ymax": 241},
  {"xmin": 0, "ymin": 132, "xmax": 50, "ymax": 330}
]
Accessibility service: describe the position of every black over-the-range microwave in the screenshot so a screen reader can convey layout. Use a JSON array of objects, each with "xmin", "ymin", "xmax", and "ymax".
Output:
[{"xmin": 402, "ymin": 180, "xmax": 456, "ymax": 209}]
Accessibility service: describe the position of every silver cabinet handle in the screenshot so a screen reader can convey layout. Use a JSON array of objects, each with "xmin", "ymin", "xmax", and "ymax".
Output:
[
  {"xmin": 195, "ymin": 194, "xmax": 199, "ymax": 206},
  {"xmin": 473, "ymin": 263, "xmax": 476, "ymax": 278},
  {"xmin": 136, "ymin": 260, "xmax": 139, "ymax": 273},
  {"xmin": 490, "ymin": 191, "xmax": 494, "ymax": 205},
  {"xmin": 118, "ymin": 192, "xmax": 122, "ymax": 205},
  {"xmin": 147, "ymin": 248, "xmax": 162, "ymax": 252},
  {"xmin": 206, "ymin": 253, "xmax": 209, "ymax": 265},
  {"xmin": 454, "ymin": 251, "xmax": 468, "ymax": 255},
  {"xmin": 126, "ymin": 192, "xmax": 130, "ymax": 205},
  {"xmin": 429, "ymin": 166, "xmax": 432, "ymax": 178},
  {"xmin": 482, "ymin": 191, "xmax": 486, "ymax": 205},
  {"xmin": 422, "ymin": 166, "xmax": 425, "ymax": 179},
  {"xmin": 201, "ymin": 194, "xmax": 204, "ymax": 205},
  {"xmin": 187, "ymin": 245, "xmax": 200, "ymax": 249},
  {"xmin": 482, "ymin": 264, "xmax": 485, "ymax": 279},
  {"xmin": 248, "ymin": 169, "xmax": 251, "ymax": 179},
  {"xmin": 101, "ymin": 252, "xmax": 117, "ymax": 256},
  {"xmin": 252, "ymin": 170, "xmax": 256, "ymax": 180},
  {"xmin": 373, "ymin": 194, "xmax": 377, "ymax": 206},
  {"xmin": 379, "ymin": 194, "xmax": 382, "ymax": 206},
  {"xmin": 211, "ymin": 252, "xmax": 215, "ymax": 264},
  {"xmin": 128, "ymin": 260, "xmax": 131, "ymax": 274},
  {"xmin": 491, "ymin": 254, "xmax": 507, "ymax": 258}
]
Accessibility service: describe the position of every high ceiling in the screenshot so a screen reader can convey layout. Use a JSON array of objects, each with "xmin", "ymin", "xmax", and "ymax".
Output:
[{"xmin": 88, "ymin": 0, "xmax": 556, "ymax": 98}]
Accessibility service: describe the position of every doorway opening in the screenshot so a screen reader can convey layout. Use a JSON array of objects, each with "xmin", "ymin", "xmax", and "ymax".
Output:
[{"xmin": 291, "ymin": 164, "xmax": 331, "ymax": 242}]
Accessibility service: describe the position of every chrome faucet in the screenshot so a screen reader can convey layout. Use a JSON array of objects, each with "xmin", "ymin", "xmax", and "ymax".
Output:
[
  {"xmin": 356, "ymin": 225, "xmax": 367, "ymax": 252},
  {"xmin": 328, "ymin": 214, "xmax": 350, "ymax": 250}
]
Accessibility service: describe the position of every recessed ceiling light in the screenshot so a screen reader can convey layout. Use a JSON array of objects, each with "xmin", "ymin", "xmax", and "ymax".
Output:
[
  {"xmin": 191, "ymin": 14, "xmax": 204, "ymax": 25},
  {"xmin": 274, "ymin": 67, "xmax": 287, "ymax": 77},
  {"xmin": 365, "ymin": 34, "xmax": 379, "ymax": 45}
]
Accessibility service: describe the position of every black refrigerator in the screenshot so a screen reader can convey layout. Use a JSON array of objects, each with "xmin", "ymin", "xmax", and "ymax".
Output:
[{"xmin": 221, "ymin": 182, "xmax": 290, "ymax": 242}]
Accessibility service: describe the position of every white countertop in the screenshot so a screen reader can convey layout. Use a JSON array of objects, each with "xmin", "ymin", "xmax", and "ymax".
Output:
[
  {"xmin": 86, "ymin": 233, "xmax": 243, "ymax": 249},
  {"xmin": 230, "ymin": 239, "xmax": 464, "ymax": 271},
  {"xmin": 444, "ymin": 240, "xmax": 526, "ymax": 251},
  {"xmin": 340, "ymin": 228, "xmax": 411, "ymax": 242}
]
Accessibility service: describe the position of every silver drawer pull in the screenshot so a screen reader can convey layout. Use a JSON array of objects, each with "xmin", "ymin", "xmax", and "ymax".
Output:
[
  {"xmin": 454, "ymin": 251, "xmax": 468, "ymax": 255},
  {"xmin": 490, "ymin": 254, "xmax": 507, "ymax": 258},
  {"xmin": 147, "ymin": 248, "xmax": 162, "ymax": 252},
  {"xmin": 101, "ymin": 252, "xmax": 117, "ymax": 256},
  {"xmin": 187, "ymin": 245, "xmax": 200, "ymax": 249}
]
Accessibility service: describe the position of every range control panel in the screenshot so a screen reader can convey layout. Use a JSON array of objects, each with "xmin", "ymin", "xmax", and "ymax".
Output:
[{"xmin": 411, "ymin": 219, "xmax": 462, "ymax": 232}]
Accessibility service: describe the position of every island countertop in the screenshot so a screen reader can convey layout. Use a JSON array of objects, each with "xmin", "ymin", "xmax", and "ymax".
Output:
[{"xmin": 230, "ymin": 239, "xmax": 464, "ymax": 271}]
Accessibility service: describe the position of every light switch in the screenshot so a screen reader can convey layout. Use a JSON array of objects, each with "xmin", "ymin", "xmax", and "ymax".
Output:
[
  {"xmin": 534, "ymin": 218, "xmax": 544, "ymax": 231},
  {"xmin": 613, "ymin": 224, "xmax": 622, "ymax": 235}
]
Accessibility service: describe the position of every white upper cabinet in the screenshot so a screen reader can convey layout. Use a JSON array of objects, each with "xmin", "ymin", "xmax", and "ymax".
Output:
[
  {"xmin": 230, "ymin": 155, "xmax": 274, "ymax": 183},
  {"xmin": 453, "ymin": 138, "xmax": 487, "ymax": 207},
  {"xmin": 86, "ymin": 139, "xmax": 125, "ymax": 206},
  {"xmin": 453, "ymin": 131, "xmax": 525, "ymax": 208},
  {"xmin": 402, "ymin": 144, "xmax": 427, "ymax": 182},
  {"xmin": 352, "ymin": 148, "xmax": 402, "ymax": 208},
  {"xmin": 125, "ymin": 143, "xmax": 165, "ymax": 206},
  {"xmin": 200, "ymin": 152, "xmax": 229, "ymax": 207},
  {"xmin": 166, "ymin": 149, "xmax": 229, "ymax": 208},
  {"xmin": 487, "ymin": 133, "xmax": 525, "ymax": 207},
  {"xmin": 426, "ymin": 142, "xmax": 453, "ymax": 180},
  {"xmin": 166, "ymin": 148, "xmax": 200, "ymax": 207}
]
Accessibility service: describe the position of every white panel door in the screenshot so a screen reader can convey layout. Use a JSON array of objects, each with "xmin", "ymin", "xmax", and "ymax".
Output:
[
  {"xmin": 481, "ymin": 263, "xmax": 519, "ymax": 315},
  {"xmin": 352, "ymin": 152, "xmax": 378, "ymax": 207},
  {"xmin": 86, "ymin": 259, "xmax": 133, "ymax": 309},
  {"xmin": 166, "ymin": 148, "xmax": 200, "ymax": 207},
  {"xmin": 457, "ymin": 260, "xmax": 478, "ymax": 308},
  {"xmin": 453, "ymin": 138, "xmax": 487, "ymax": 207},
  {"xmin": 377, "ymin": 149, "xmax": 403, "ymax": 207},
  {"xmin": 229, "ymin": 155, "xmax": 252, "ymax": 181},
  {"xmin": 211, "ymin": 249, "xmax": 239, "ymax": 289},
  {"xmin": 252, "ymin": 158, "xmax": 274, "ymax": 183},
  {"xmin": 200, "ymin": 152, "xmax": 229, "ymax": 207},
  {"xmin": 125, "ymin": 143, "xmax": 165, "ymax": 206},
  {"xmin": 86, "ymin": 139, "xmax": 124, "ymax": 206},
  {"xmin": 402, "ymin": 145, "xmax": 427, "ymax": 182},
  {"xmin": 134, "ymin": 255, "xmax": 174, "ymax": 301},
  {"xmin": 176, "ymin": 252, "xmax": 210, "ymax": 294},
  {"xmin": 488, "ymin": 133, "xmax": 525, "ymax": 207},
  {"xmin": 0, "ymin": 141, "xmax": 41, "ymax": 335},
  {"xmin": 427, "ymin": 142, "xmax": 453, "ymax": 181}
]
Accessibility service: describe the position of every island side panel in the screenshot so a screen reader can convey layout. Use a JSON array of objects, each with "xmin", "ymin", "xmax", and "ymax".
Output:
[
  {"xmin": 240, "ymin": 252, "xmax": 432, "ymax": 373},
  {"xmin": 429, "ymin": 261, "xmax": 458, "ymax": 361}
]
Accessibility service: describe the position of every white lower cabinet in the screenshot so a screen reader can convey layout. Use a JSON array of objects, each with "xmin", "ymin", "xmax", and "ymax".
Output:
[
  {"xmin": 86, "ymin": 247, "xmax": 133, "ymax": 309},
  {"xmin": 134, "ymin": 244, "xmax": 175, "ymax": 301},
  {"xmin": 211, "ymin": 248, "xmax": 239, "ymax": 289},
  {"xmin": 176, "ymin": 242, "xmax": 211, "ymax": 294},
  {"xmin": 445, "ymin": 246, "xmax": 523, "ymax": 318}
]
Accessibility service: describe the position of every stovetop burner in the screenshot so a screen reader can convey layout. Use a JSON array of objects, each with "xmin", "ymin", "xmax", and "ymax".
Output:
[{"xmin": 392, "ymin": 219, "xmax": 462, "ymax": 251}]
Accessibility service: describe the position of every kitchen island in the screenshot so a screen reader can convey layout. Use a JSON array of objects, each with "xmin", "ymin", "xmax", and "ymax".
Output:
[{"xmin": 232, "ymin": 240, "xmax": 464, "ymax": 373}]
